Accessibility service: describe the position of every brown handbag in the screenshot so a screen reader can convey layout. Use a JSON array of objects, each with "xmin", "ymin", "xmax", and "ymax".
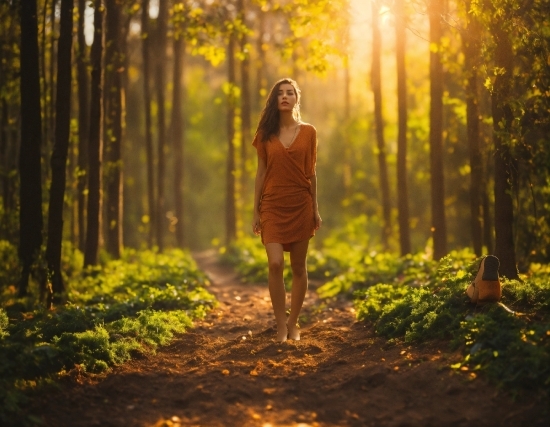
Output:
[{"xmin": 466, "ymin": 255, "xmax": 502, "ymax": 305}]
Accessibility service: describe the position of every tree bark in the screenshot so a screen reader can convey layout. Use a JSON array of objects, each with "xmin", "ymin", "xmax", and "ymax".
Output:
[
  {"xmin": 395, "ymin": 0, "xmax": 411, "ymax": 256},
  {"xmin": 142, "ymin": 0, "xmax": 155, "ymax": 248},
  {"xmin": 239, "ymin": 0, "xmax": 252, "ymax": 209},
  {"xmin": 429, "ymin": 0, "xmax": 447, "ymax": 260},
  {"xmin": 491, "ymin": 24, "xmax": 519, "ymax": 279},
  {"xmin": 255, "ymin": 10, "xmax": 267, "ymax": 111},
  {"xmin": 462, "ymin": 1, "xmax": 483, "ymax": 257},
  {"xmin": 84, "ymin": 0, "xmax": 105, "ymax": 267},
  {"xmin": 105, "ymin": 0, "xmax": 123, "ymax": 258},
  {"xmin": 172, "ymin": 32, "xmax": 185, "ymax": 247},
  {"xmin": 45, "ymin": 0, "xmax": 73, "ymax": 302},
  {"xmin": 18, "ymin": 0, "xmax": 44, "ymax": 296},
  {"xmin": 76, "ymin": 0, "xmax": 90, "ymax": 252},
  {"xmin": 155, "ymin": 0, "xmax": 168, "ymax": 252},
  {"xmin": 371, "ymin": 1, "xmax": 391, "ymax": 250},
  {"xmin": 226, "ymin": 32, "xmax": 237, "ymax": 245}
]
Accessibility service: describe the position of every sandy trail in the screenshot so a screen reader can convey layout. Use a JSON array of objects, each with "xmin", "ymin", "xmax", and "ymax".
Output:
[{"xmin": 32, "ymin": 250, "xmax": 548, "ymax": 427}]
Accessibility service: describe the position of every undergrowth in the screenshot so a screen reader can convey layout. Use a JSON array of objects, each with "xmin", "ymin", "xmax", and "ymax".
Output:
[
  {"xmin": 0, "ymin": 243, "xmax": 216, "ymax": 426},
  {"xmin": 225, "ymin": 232, "xmax": 550, "ymax": 395},
  {"xmin": 354, "ymin": 255, "xmax": 550, "ymax": 394}
]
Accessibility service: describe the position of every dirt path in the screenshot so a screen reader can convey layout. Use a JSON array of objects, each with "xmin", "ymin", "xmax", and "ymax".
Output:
[{"xmin": 33, "ymin": 250, "xmax": 548, "ymax": 427}]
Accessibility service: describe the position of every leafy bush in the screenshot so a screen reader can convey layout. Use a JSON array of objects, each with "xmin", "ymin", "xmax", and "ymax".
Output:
[
  {"xmin": 353, "ymin": 254, "xmax": 550, "ymax": 392},
  {"xmin": 0, "ymin": 247, "xmax": 216, "ymax": 426}
]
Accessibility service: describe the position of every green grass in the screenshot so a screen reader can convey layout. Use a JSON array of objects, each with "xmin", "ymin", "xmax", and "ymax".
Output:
[{"xmin": 0, "ymin": 243, "xmax": 216, "ymax": 426}]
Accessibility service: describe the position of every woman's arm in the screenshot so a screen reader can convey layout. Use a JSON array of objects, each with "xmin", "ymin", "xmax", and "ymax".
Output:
[
  {"xmin": 252, "ymin": 153, "xmax": 267, "ymax": 235},
  {"xmin": 310, "ymin": 173, "xmax": 322, "ymax": 230}
]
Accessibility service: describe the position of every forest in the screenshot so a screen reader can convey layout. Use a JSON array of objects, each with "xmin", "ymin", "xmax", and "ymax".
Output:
[{"xmin": 1, "ymin": 0, "xmax": 550, "ymax": 425}]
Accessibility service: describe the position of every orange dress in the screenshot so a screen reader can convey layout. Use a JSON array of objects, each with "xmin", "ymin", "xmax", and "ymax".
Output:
[{"xmin": 253, "ymin": 123, "xmax": 317, "ymax": 251}]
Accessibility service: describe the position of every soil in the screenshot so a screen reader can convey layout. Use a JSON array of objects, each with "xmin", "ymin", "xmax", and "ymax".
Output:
[{"xmin": 31, "ymin": 250, "xmax": 549, "ymax": 427}]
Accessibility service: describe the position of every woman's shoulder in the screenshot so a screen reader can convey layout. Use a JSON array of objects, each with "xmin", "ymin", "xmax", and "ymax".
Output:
[{"xmin": 299, "ymin": 122, "xmax": 317, "ymax": 134}]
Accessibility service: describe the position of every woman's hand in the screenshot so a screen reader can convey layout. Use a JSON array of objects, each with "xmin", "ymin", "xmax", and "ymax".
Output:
[
  {"xmin": 252, "ymin": 212, "xmax": 261, "ymax": 236},
  {"xmin": 314, "ymin": 211, "xmax": 322, "ymax": 230}
]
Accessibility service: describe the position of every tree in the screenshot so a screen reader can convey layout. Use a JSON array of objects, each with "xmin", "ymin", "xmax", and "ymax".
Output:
[
  {"xmin": 491, "ymin": 21, "xmax": 518, "ymax": 279},
  {"xmin": 225, "ymin": 30, "xmax": 237, "ymax": 245},
  {"xmin": 461, "ymin": 0, "xmax": 483, "ymax": 256},
  {"xmin": 18, "ymin": 0, "xmax": 43, "ymax": 296},
  {"xmin": 429, "ymin": 0, "xmax": 447, "ymax": 260},
  {"xmin": 84, "ymin": 0, "xmax": 105, "ymax": 267},
  {"xmin": 105, "ymin": 0, "xmax": 124, "ymax": 258},
  {"xmin": 172, "ymin": 10, "xmax": 185, "ymax": 248},
  {"xmin": 238, "ymin": 0, "xmax": 252, "ymax": 210},
  {"xmin": 45, "ymin": 0, "xmax": 73, "ymax": 303},
  {"xmin": 395, "ymin": 0, "xmax": 411, "ymax": 256},
  {"xmin": 142, "ymin": 0, "xmax": 155, "ymax": 248},
  {"xmin": 155, "ymin": 0, "xmax": 168, "ymax": 252},
  {"xmin": 371, "ymin": 0, "xmax": 391, "ymax": 250},
  {"xmin": 76, "ymin": 0, "xmax": 90, "ymax": 252}
]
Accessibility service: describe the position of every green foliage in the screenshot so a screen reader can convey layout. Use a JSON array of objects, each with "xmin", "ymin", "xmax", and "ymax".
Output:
[
  {"xmin": 351, "ymin": 252, "xmax": 550, "ymax": 392},
  {"xmin": 0, "ymin": 247, "xmax": 216, "ymax": 426},
  {"xmin": 0, "ymin": 240, "xmax": 19, "ymax": 292}
]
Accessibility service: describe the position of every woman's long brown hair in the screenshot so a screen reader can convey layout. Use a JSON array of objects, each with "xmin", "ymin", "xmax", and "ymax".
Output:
[{"xmin": 255, "ymin": 78, "xmax": 301, "ymax": 142}]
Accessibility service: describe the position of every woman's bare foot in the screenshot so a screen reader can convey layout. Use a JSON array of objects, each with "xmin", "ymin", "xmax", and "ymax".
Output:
[
  {"xmin": 276, "ymin": 323, "xmax": 288, "ymax": 342},
  {"xmin": 287, "ymin": 323, "xmax": 300, "ymax": 341}
]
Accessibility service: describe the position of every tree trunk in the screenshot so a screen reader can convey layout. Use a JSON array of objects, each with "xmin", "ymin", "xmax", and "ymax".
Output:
[
  {"xmin": 371, "ymin": 1, "xmax": 391, "ymax": 250},
  {"xmin": 76, "ymin": 0, "xmax": 89, "ymax": 252},
  {"xmin": 239, "ymin": 0, "xmax": 252, "ymax": 210},
  {"xmin": 18, "ymin": 0, "xmax": 44, "ymax": 296},
  {"xmin": 395, "ymin": 0, "xmax": 411, "ymax": 256},
  {"xmin": 155, "ymin": 0, "xmax": 168, "ymax": 252},
  {"xmin": 105, "ymin": 0, "xmax": 123, "ymax": 258},
  {"xmin": 226, "ymin": 33, "xmax": 237, "ymax": 245},
  {"xmin": 142, "ymin": 0, "xmax": 155, "ymax": 248},
  {"xmin": 255, "ymin": 11, "xmax": 267, "ymax": 111},
  {"xmin": 491, "ymin": 25, "xmax": 518, "ymax": 279},
  {"xmin": 462, "ymin": 1, "xmax": 483, "ymax": 257},
  {"xmin": 45, "ymin": 0, "xmax": 73, "ymax": 303},
  {"xmin": 84, "ymin": 0, "xmax": 105, "ymax": 267},
  {"xmin": 172, "ymin": 33, "xmax": 185, "ymax": 247},
  {"xmin": 429, "ymin": 0, "xmax": 447, "ymax": 260}
]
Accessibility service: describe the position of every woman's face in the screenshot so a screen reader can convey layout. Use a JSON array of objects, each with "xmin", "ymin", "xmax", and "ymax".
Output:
[{"xmin": 277, "ymin": 83, "xmax": 297, "ymax": 112}]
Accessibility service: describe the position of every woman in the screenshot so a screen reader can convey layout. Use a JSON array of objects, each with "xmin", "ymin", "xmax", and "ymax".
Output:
[{"xmin": 252, "ymin": 78, "xmax": 322, "ymax": 342}]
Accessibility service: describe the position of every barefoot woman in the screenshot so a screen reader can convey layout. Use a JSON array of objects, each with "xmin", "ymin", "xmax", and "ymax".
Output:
[{"xmin": 252, "ymin": 78, "xmax": 322, "ymax": 342}]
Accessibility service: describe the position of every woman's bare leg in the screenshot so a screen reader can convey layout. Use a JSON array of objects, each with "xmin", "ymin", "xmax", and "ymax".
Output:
[
  {"xmin": 287, "ymin": 239, "xmax": 310, "ymax": 340},
  {"xmin": 265, "ymin": 243, "xmax": 287, "ymax": 342}
]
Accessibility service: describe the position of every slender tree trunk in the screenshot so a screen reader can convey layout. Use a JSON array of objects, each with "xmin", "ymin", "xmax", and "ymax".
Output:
[
  {"xmin": 105, "ymin": 0, "xmax": 123, "ymax": 258},
  {"xmin": 395, "ymin": 0, "xmax": 411, "ymax": 256},
  {"xmin": 142, "ymin": 0, "xmax": 155, "ymax": 248},
  {"xmin": 155, "ymin": 0, "xmax": 168, "ymax": 252},
  {"xmin": 462, "ymin": 1, "xmax": 483, "ymax": 256},
  {"xmin": 45, "ymin": 0, "xmax": 57, "ymax": 181},
  {"xmin": 342, "ymin": 54, "xmax": 352, "ymax": 194},
  {"xmin": 491, "ymin": 25, "xmax": 518, "ymax": 279},
  {"xmin": 172, "ymin": 33, "xmax": 185, "ymax": 247},
  {"xmin": 84, "ymin": 0, "xmax": 105, "ymax": 267},
  {"xmin": 76, "ymin": 0, "xmax": 89, "ymax": 252},
  {"xmin": 46, "ymin": 0, "xmax": 73, "ymax": 303},
  {"xmin": 226, "ymin": 33, "xmax": 237, "ymax": 245},
  {"xmin": 255, "ymin": 11, "xmax": 267, "ymax": 111},
  {"xmin": 239, "ymin": 0, "xmax": 252, "ymax": 210},
  {"xmin": 18, "ymin": 0, "xmax": 44, "ymax": 296},
  {"xmin": 429, "ymin": 0, "xmax": 447, "ymax": 260},
  {"xmin": 371, "ymin": 1, "xmax": 391, "ymax": 250}
]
